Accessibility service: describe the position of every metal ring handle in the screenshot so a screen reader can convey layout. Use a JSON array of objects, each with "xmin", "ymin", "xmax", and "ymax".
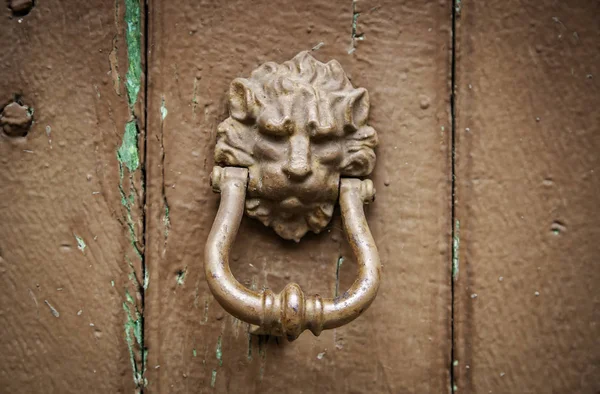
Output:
[{"xmin": 205, "ymin": 166, "xmax": 381, "ymax": 340}]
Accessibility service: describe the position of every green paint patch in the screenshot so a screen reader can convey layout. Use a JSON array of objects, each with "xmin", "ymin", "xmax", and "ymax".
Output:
[
  {"xmin": 176, "ymin": 266, "xmax": 187, "ymax": 285},
  {"xmin": 334, "ymin": 256, "xmax": 344, "ymax": 297},
  {"xmin": 160, "ymin": 97, "xmax": 168, "ymax": 120},
  {"xmin": 124, "ymin": 0, "xmax": 142, "ymax": 107},
  {"xmin": 163, "ymin": 203, "xmax": 170, "ymax": 237},
  {"xmin": 193, "ymin": 348, "xmax": 197, "ymax": 357},
  {"xmin": 143, "ymin": 269, "xmax": 149, "ymax": 290},
  {"xmin": 123, "ymin": 299, "xmax": 145, "ymax": 386},
  {"xmin": 452, "ymin": 220, "xmax": 460, "ymax": 281},
  {"xmin": 455, "ymin": 0, "xmax": 462, "ymax": 16},
  {"xmin": 210, "ymin": 369, "xmax": 217, "ymax": 387},
  {"xmin": 117, "ymin": 121, "xmax": 143, "ymax": 259},
  {"xmin": 348, "ymin": 0, "xmax": 364, "ymax": 54},
  {"xmin": 125, "ymin": 289, "xmax": 136, "ymax": 305},
  {"xmin": 216, "ymin": 336, "xmax": 223, "ymax": 366},
  {"xmin": 117, "ymin": 121, "xmax": 140, "ymax": 172},
  {"xmin": 120, "ymin": 1, "xmax": 145, "ymax": 389},
  {"xmin": 75, "ymin": 235, "xmax": 86, "ymax": 253}
]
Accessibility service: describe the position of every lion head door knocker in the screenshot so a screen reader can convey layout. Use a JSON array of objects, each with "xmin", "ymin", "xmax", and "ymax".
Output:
[{"xmin": 205, "ymin": 51, "xmax": 380, "ymax": 340}]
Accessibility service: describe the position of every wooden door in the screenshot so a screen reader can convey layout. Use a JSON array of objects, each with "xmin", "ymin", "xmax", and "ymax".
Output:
[
  {"xmin": 143, "ymin": 0, "xmax": 451, "ymax": 393},
  {"xmin": 0, "ymin": 1, "xmax": 597, "ymax": 393},
  {"xmin": 0, "ymin": 0, "xmax": 147, "ymax": 392},
  {"xmin": 453, "ymin": 1, "xmax": 600, "ymax": 392}
]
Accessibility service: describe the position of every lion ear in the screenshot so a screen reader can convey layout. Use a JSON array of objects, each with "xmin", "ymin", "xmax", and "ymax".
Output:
[
  {"xmin": 344, "ymin": 88, "xmax": 370, "ymax": 129},
  {"xmin": 340, "ymin": 125, "xmax": 378, "ymax": 177},
  {"xmin": 229, "ymin": 78, "xmax": 259, "ymax": 122}
]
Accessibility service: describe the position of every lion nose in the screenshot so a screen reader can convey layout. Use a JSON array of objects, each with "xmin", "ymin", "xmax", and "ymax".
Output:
[{"xmin": 283, "ymin": 134, "xmax": 312, "ymax": 180}]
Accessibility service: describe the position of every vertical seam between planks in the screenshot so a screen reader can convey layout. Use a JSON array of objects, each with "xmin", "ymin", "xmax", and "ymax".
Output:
[
  {"xmin": 450, "ymin": 0, "xmax": 458, "ymax": 392},
  {"xmin": 140, "ymin": 0, "xmax": 150, "ymax": 392}
]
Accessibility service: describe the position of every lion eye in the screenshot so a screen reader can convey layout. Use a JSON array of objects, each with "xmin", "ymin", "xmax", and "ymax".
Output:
[
  {"xmin": 312, "ymin": 140, "xmax": 342, "ymax": 164},
  {"xmin": 259, "ymin": 128, "xmax": 288, "ymax": 144},
  {"xmin": 259, "ymin": 117, "xmax": 293, "ymax": 138}
]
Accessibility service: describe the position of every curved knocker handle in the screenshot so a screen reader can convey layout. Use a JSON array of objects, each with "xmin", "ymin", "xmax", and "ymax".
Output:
[{"xmin": 205, "ymin": 166, "xmax": 381, "ymax": 340}]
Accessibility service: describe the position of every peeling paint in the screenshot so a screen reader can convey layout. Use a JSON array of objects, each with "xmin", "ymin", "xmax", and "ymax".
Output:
[
  {"xmin": 210, "ymin": 369, "xmax": 217, "ymax": 387},
  {"xmin": 334, "ymin": 256, "xmax": 344, "ymax": 297},
  {"xmin": 311, "ymin": 42, "xmax": 324, "ymax": 51},
  {"xmin": 160, "ymin": 97, "xmax": 168, "ymax": 120},
  {"xmin": 176, "ymin": 266, "xmax": 187, "ymax": 285},
  {"xmin": 117, "ymin": 121, "xmax": 143, "ymax": 259},
  {"xmin": 44, "ymin": 300, "xmax": 60, "ymax": 317},
  {"xmin": 348, "ymin": 0, "xmax": 365, "ymax": 54},
  {"xmin": 143, "ymin": 269, "xmax": 149, "ymax": 290},
  {"xmin": 452, "ymin": 220, "xmax": 460, "ymax": 280},
  {"xmin": 123, "ymin": 291, "xmax": 146, "ymax": 387},
  {"xmin": 117, "ymin": 121, "xmax": 140, "ymax": 172},
  {"xmin": 74, "ymin": 235, "xmax": 86, "ymax": 253},
  {"xmin": 216, "ymin": 336, "xmax": 223, "ymax": 366},
  {"xmin": 455, "ymin": 0, "xmax": 462, "ymax": 17},
  {"xmin": 163, "ymin": 203, "xmax": 170, "ymax": 237},
  {"xmin": 124, "ymin": 0, "xmax": 142, "ymax": 107},
  {"xmin": 121, "ymin": 0, "xmax": 145, "ymax": 388}
]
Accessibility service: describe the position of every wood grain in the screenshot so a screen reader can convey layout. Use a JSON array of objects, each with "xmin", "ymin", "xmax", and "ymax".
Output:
[
  {"xmin": 0, "ymin": 1, "xmax": 145, "ymax": 392},
  {"xmin": 454, "ymin": 0, "xmax": 600, "ymax": 392},
  {"xmin": 144, "ymin": 0, "xmax": 452, "ymax": 392}
]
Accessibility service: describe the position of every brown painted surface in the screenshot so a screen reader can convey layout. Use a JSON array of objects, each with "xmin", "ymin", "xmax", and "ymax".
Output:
[
  {"xmin": 144, "ymin": 0, "xmax": 452, "ymax": 392},
  {"xmin": 5, "ymin": 1, "xmax": 598, "ymax": 393},
  {"xmin": 0, "ymin": 1, "xmax": 145, "ymax": 392},
  {"xmin": 454, "ymin": 1, "xmax": 600, "ymax": 393}
]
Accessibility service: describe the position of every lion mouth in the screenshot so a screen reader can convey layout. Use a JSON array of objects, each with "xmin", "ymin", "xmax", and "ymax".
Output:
[
  {"xmin": 245, "ymin": 197, "xmax": 335, "ymax": 242},
  {"xmin": 279, "ymin": 196, "xmax": 303, "ymax": 211}
]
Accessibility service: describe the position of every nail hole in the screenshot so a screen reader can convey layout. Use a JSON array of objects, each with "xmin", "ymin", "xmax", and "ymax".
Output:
[{"xmin": 1, "ymin": 96, "xmax": 34, "ymax": 138}]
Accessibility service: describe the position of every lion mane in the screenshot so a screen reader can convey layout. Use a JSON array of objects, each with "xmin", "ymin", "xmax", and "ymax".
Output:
[
  {"xmin": 214, "ymin": 51, "xmax": 378, "ymax": 176},
  {"xmin": 213, "ymin": 51, "xmax": 378, "ymax": 241}
]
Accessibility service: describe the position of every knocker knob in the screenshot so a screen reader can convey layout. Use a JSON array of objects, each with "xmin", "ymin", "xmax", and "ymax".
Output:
[{"xmin": 252, "ymin": 284, "xmax": 325, "ymax": 340}]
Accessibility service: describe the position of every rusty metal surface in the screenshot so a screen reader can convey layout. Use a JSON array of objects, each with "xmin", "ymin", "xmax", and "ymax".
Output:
[{"xmin": 205, "ymin": 166, "xmax": 380, "ymax": 340}]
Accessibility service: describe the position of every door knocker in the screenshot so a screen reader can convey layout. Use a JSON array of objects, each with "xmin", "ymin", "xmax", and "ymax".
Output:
[{"xmin": 205, "ymin": 51, "xmax": 381, "ymax": 340}]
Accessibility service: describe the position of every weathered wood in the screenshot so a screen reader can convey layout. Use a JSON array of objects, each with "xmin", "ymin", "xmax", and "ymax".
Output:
[
  {"xmin": 454, "ymin": 0, "xmax": 600, "ymax": 392},
  {"xmin": 145, "ymin": 0, "xmax": 452, "ymax": 392},
  {"xmin": 0, "ymin": 0, "xmax": 146, "ymax": 392}
]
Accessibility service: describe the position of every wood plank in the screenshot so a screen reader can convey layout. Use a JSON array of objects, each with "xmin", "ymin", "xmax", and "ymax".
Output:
[
  {"xmin": 0, "ymin": 0, "xmax": 147, "ymax": 392},
  {"xmin": 454, "ymin": 1, "xmax": 600, "ymax": 392},
  {"xmin": 145, "ymin": 0, "xmax": 452, "ymax": 392}
]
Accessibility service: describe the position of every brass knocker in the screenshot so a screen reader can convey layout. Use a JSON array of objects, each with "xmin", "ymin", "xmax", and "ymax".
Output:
[{"xmin": 205, "ymin": 51, "xmax": 381, "ymax": 340}]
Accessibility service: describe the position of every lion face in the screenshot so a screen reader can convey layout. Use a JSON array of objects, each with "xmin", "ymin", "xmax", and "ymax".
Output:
[{"xmin": 214, "ymin": 51, "xmax": 378, "ymax": 241}]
